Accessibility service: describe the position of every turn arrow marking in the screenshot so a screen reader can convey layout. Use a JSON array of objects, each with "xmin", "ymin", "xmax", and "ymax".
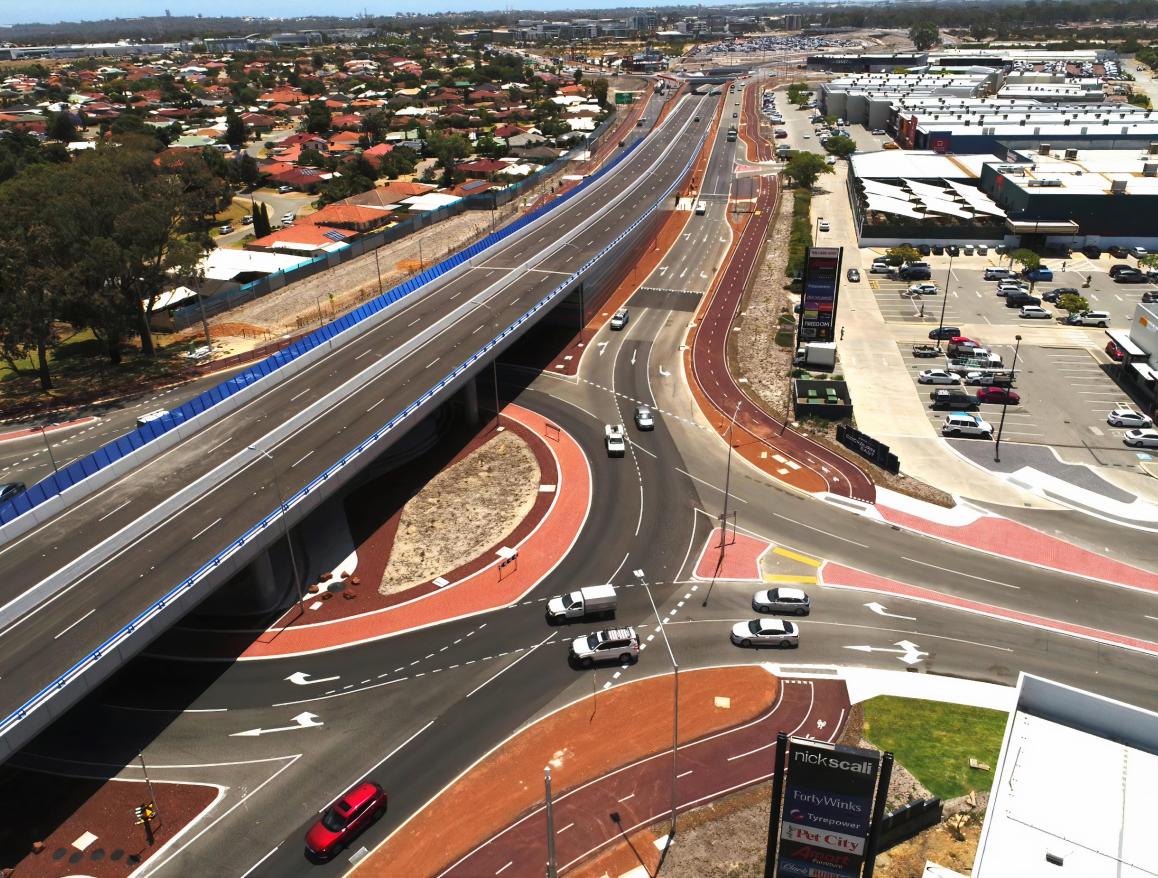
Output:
[
  {"xmin": 285, "ymin": 671, "xmax": 341, "ymax": 686},
  {"xmin": 231, "ymin": 712, "xmax": 324, "ymax": 737},
  {"xmin": 864, "ymin": 602, "xmax": 917, "ymax": 621},
  {"xmin": 844, "ymin": 641, "xmax": 928, "ymax": 666}
]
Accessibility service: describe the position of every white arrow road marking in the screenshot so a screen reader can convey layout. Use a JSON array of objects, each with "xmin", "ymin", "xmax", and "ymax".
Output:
[
  {"xmin": 631, "ymin": 347, "xmax": 637, "ymax": 366},
  {"xmin": 597, "ymin": 341, "xmax": 608, "ymax": 356},
  {"xmin": 658, "ymin": 366, "xmax": 671, "ymax": 377},
  {"xmin": 285, "ymin": 672, "xmax": 341, "ymax": 686},
  {"xmin": 864, "ymin": 602, "xmax": 917, "ymax": 621},
  {"xmin": 844, "ymin": 641, "xmax": 928, "ymax": 666},
  {"xmin": 231, "ymin": 712, "xmax": 324, "ymax": 737}
]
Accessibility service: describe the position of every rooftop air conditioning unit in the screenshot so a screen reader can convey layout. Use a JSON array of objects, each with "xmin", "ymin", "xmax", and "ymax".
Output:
[
  {"xmin": 1149, "ymin": 142, "xmax": 1158, "ymax": 155},
  {"xmin": 1065, "ymin": 148, "xmax": 1078, "ymax": 158},
  {"xmin": 1111, "ymin": 179, "xmax": 1128, "ymax": 194},
  {"xmin": 1038, "ymin": 142, "xmax": 1049, "ymax": 152},
  {"xmin": 1144, "ymin": 163, "xmax": 1158, "ymax": 177}
]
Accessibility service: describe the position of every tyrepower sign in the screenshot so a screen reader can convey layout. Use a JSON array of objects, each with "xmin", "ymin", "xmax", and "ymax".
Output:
[
  {"xmin": 799, "ymin": 247, "xmax": 842, "ymax": 343},
  {"xmin": 776, "ymin": 738, "xmax": 881, "ymax": 878}
]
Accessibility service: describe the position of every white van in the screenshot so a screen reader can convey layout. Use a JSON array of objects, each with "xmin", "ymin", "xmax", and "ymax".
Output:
[
  {"xmin": 1075, "ymin": 310, "xmax": 1111, "ymax": 327},
  {"xmin": 136, "ymin": 409, "xmax": 169, "ymax": 428},
  {"xmin": 695, "ymin": 201, "xmax": 707, "ymax": 216}
]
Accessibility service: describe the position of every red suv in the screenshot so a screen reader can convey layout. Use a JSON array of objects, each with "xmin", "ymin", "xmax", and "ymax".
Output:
[
  {"xmin": 977, "ymin": 387, "xmax": 1020, "ymax": 405},
  {"xmin": 305, "ymin": 782, "xmax": 387, "ymax": 860}
]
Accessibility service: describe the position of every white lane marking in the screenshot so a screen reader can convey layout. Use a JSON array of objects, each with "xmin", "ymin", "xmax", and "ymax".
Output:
[
  {"xmin": 97, "ymin": 500, "xmax": 132, "ymax": 522},
  {"xmin": 559, "ymin": 822, "xmax": 574, "ymax": 834},
  {"xmin": 900, "ymin": 556, "xmax": 1020, "ymax": 589},
  {"xmin": 466, "ymin": 631, "xmax": 557, "ymax": 699},
  {"xmin": 355, "ymin": 349, "xmax": 374, "ymax": 360},
  {"xmin": 496, "ymin": 862, "xmax": 513, "ymax": 875},
  {"xmin": 367, "ymin": 398, "xmax": 385, "ymax": 412},
  {"xmin": 426, "ymin": 357, "xmax": 441, "ymax": 369},
  {"xmin": 676, "ymin": 468, "xmax": 749, "ymax": 503},
  {"xmin": 618, "ymin": 792, "xmax": 635, "ymax": 802},
  {"xmin": 772, "ymin": 512, "xmax": 867, "ymax": 548},
  {"xmin": 206, "ymin": 435, "xmax": 233, "ymax": 455},
  {"xmin": 290, "ymin": 450, "xmax": 314, "ymax": 469},
  {"xmin": 190, "ymin": 518, "xmax": 222, "ymax": 541},
  {"xmin": 677, "ymin": 770, "xmax": 694, "ymax": 778},
  {"xmin": 54, "ymin": 608, "xmax": 96, "ymax": 640},
  {"xmin": 289, "ymin": 387, "xmax": 310, "ymax": 402}
]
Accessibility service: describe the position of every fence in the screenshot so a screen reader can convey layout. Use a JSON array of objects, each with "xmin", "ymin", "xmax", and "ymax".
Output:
[
  {"xmin": 170, "ymin": 114, "xmax": 623, "ymax": 331},
  {"xmin": 0, "ymin": 104, "xmax": 708, "ymax": 745}
]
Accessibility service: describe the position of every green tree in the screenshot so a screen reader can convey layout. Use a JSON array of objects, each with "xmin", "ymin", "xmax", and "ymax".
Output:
[
  {"xmin": 1057, "ymin": 293, "xmax": 1090, "ymax": 314},
  {"xmin": 783, "ymin": 152, "xmax": 832, "ymax": 190},
  {"xmin": 969, "ymin": 22, "xmax": 990, "ymax": 40},
  {"xmin": 298, "ymin": 146, "xmax": 328, "ymax": 168},
  {"xmin": 222, "ymin": 108, "xmax": 247, "ymax": 147},
  {"xmin": 46, "ymin": 110, "xmax": 78, "ymax": 143},
  {"xmin": 885, "ymin": 245, "xmax": 921, "ymax": 266},
  {"xmin": 253, "ymin": 202, "xmax": 272, "ymax": 238},
  {"xmin": 1008, "ymin": 248, "xmax": 1041, "ymax": 272},
  {"xmin": 588, "ymin": 76, "xmax": 609, "ymax": 107},
  {"xmin": 425, "ymin": 131, "xmax": 471, "ymax": 187},
  {"xmin": 824, "ymin": 135, "xmax": 857, "ymax": 159},
  {"xmin": 474, "ymin": 136, "xmax": 506, "ymax": 160},
  {"xmin": 909, "ymin": 22, "xmax": 941, "ymax": 51},
  {"xmin": 303, "ymin": 100, "xmax": 332, "ymax": 135}
]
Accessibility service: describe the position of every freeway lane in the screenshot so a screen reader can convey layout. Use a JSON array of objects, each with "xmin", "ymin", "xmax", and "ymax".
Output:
[{"xmin": 0, "ymin": 95, "xmax": 720, "ymax": 749}]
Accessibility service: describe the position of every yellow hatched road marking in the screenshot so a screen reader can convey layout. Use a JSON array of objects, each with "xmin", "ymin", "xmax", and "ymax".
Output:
[
  {"xmin": 762, "ymin": 574, "xmax": 818, "ymax": 584},
  {"xmin": 772, "ymin": 547, "xmax": 821, "ymax": 568}
]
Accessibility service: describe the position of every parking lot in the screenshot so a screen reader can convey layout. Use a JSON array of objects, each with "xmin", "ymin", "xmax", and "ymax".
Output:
[
  {"xmin": 897, "ymin": 339, "xmax": 1150, "ymax": 467},
  {"xmin": 865, "ymin": 260, "xmax": 1156, "ymax": 332}
]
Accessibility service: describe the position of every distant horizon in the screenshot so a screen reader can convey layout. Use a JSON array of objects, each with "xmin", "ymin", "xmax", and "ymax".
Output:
[{"xmin": 0, "ymin": 0, "xmax": 746, "ymax": 28}]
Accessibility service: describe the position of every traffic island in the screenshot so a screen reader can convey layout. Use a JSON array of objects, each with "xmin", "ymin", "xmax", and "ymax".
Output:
[
  {"xmin": 0, "ymin": 765, "xmax": 218, "ymax": 878},
  {"xmin": 350, "ymin": 667, "xmax": 845, "ymax": 878}
]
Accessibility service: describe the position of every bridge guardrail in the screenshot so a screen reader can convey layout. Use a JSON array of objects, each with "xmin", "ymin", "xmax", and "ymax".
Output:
[{"xmin": 0, "ymin": 112, "xmax": 708, "ymax": 745}]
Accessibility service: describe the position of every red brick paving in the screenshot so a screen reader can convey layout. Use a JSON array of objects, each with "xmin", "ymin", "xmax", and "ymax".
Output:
[
  {"xmin": 821, "ymin": 561, "xmax": 1158, "ymax": 655},
  {"xmin": 0, "ymin": 766, "xmax": 217, "ymax": 878},
  {"xmin": 694, "ymin": 527, "xmax": 771, "ymax": 581},
  {"xmin": 874, "ymin": 503, "xmax": 1158, "ymax": 592}
]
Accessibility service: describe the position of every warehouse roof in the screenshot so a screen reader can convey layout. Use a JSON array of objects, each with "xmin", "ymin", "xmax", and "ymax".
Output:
[{"xmin": 851, "ymin": 150, "xmax": 998, "ymax": 180}]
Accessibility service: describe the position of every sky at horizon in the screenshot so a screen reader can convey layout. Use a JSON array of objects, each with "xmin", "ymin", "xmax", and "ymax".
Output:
[{"xmin": 0, "ymin": 0, "xmax": 733, "ymax": 28}]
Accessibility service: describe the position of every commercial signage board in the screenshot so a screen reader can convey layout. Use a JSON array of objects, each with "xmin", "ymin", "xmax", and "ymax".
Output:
[
  {"xmin": 799, "ymin": 246, "xmax": 842, "ymax": 343},
  {"xmin": 776, "ymin": 738, "xmax": 881, "ymax": 878}
]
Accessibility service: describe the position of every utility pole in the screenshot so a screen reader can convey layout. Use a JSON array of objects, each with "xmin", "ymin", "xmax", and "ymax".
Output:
[
  {"xmin": 38, "ymin": 426, "xmax": 60, "ymax": 475},
  {"xmin": 373, "ymin": 245, "xmax": 383, "ymax": 296},
  {"xmin": 993, "ymin": 334, "xmax": 1022, "ymax": 463},
  {"xmin": 545, "ymin": 767, "xmax": 558, "ymax": 878},
  {"xmin": 719, "ymin": 401, "xmax": 741, "ymax": 550}
]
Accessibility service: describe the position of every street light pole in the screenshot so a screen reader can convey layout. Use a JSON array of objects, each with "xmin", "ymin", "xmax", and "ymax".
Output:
[
  {"xmin": 993, "ymin": 334, "xmax": 1022, "ymax": 463},
  {"xmin": 641, "ymin": 577, "xmax": 679, "ymax": 839},
  {"xmin": 545, "ymin": 766, "xmax": 558, "ymax": 878},
  {"xmin": 936, "ymin": 251, "xmax": 954, "ymax": 348},
  {"xmin": 373, "ymin": 245, "xmax": 383, "ymax": 296},
  {"xmin": 719, "ymin": 401, "xmax": 741, "ymax": 550},
  {"xmin": 249, "ymin": 445, "xmax": 305, "ymax": 614},
  {"xmin": 38, "ymin": 426, "xmax": 59, "ymax": 475}
]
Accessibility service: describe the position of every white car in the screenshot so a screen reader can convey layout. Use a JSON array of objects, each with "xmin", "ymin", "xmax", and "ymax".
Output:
[
  {"xmin": 731, "ymin": 619, "xmax": 799, "ymax": 649},
  {"xmin": 281, "ymin": 212, "xmax": 296, "ymax": 225},
  {"xmin": 870, "ymin": 261, "xmax": 891, "ymax": 274},
  {"xmin": 908, "ymin": 283, "xmax": 938, "ymax": 296},
  {"xmin": 752, "ymin": 588, "xmax": 811, "ymax": 615},
  {"xmin": 818, "ymin": 219, "xmax": 830, "ymax": 232},
  {"xmin": 1019, "ymin": 305, "xmax": 1051, "ymax": 319},
  {"xmin": 918, "ymin": 369, "xmax": 961, "ymax": 385},
  {"xmin": 1124, "ymin": 429, "xmax": 1158, "ymax": 448},
  {"xmin": 1108, "ymin": 407, "xmax": 1153, "ymax": 428},
  {"xmin": 942, "ymin": 412, "xmax": 993, "ymax": 437}
]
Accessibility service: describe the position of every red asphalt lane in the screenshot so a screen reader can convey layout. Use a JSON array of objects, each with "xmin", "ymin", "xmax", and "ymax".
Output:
[
  {"xmin": 438, "ymin": 678, "xmax": 849, "ymax": 878},
  {"xmin": 0, "ymin": 416, "xmax": 97, "ymax": 444},
  {"xmin": 874, "ymin": 503, "xmax": 1158, "ymax": 593},
  {"xmin": 694, "ymin": 527, "xmax": 770, "ymax": 581},
  {"xmin": 821, "ymin": 561, "xmax": 1158, "ymax": 656},
  {"xmin": 688, "ymin": 83, "xmax": 876, "ymax": 503}
]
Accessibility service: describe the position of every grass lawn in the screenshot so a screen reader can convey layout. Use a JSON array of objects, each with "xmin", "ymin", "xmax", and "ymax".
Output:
[{"xmin": 862, "ymin": 695, "xmax": 1007, "ymax": 800}]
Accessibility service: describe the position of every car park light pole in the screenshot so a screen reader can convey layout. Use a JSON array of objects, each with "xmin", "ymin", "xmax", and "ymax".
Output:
[
  {"xmin": 935, "ymin": 252, "xmax": 954, "ymax": 349},
  {"xmin": 993, "ymin": 334, "xmax": 1022, "ymax": 463}
]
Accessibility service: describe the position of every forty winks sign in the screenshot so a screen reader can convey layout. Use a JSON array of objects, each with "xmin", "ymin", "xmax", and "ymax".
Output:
[{"xmin": 776, "ymin": 739, "xmax": 881, "ymax": 878}]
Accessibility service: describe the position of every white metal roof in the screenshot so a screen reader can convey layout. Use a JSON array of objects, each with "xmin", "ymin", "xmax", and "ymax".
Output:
[
  {"xmin": 864, "ymin": 192, "xmax": 925, "ymax": 219},
  {"xmin": 851, "ymin": 150, "xmax": 997, "ymax": 181}
]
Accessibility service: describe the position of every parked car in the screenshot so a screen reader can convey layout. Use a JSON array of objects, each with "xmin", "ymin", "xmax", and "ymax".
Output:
[
  {"xmin": 1022, "ymin": 266, "xmax": 1053, "ymax": 282},
  {"xmin": 1132, "ymin": 246, "xmax": 1149, "ymax": 259},
  {"xmin": 1109, "ymin": 264, "xmax": 1137, "ymax": 278},
  {"xmin": 1005, "ymin": 293, "xmax": 1042, "ymax": 308},
  {"xmin": 1115, "ymin": 270, "xmax": 1149, "ymax": 284},
  {"xmin": 931, "ymin": 244, "xmax": 944, "ymax": 256},
  {"xmin": 1144, "ymin": 290, "xmax": 1158, "ymax": 303},
  {"xmin": 984, "ymin": 267, "xmax": 1013, "ymax": 281},
  {"xmin": 977, "ymin": 387, "xmax": 1020, "ymax": 404},
  {"xmin": 870, "ymin": 260, "xmax": 891, "ymax": 273},
  {"xmin": 908, "ymin": 283, "xmax": 938, "ymax": 296},
  {"xmin": 217, "ymin": 224, "xmax": 233, "ymax": 235},
  {"xmin": 946, "ymin": 337, "xmax": 982, "ymax": 356},
  {"xmin": 0, "ymin": 481, "xmax": 25, "ymax": 503},
  {"xmin": 1124, "ymin": 429, "xmax": 1158, "ymax": 448},
  {"xmin": 752, "ymin": 587, "xmax": 811, "ymax": 615},
  {"xmin": 898, "ymin": 265, "xmax": 932, "ymax": 280},
  {"xmin": 280, "ymin": 212, "xmax": 295, "ymax": 225},
  {"xmin": 942, "ymin": 412, "xmax": 993, "ymax": 437},
  {"xmin": 917, "ymin": 244, "xmax": 932, "ymax": 256},
  {"xmin": 305, "ymin": 782, "xmax": 387, "ymax": 860},
  {"xmin": 241, "ymin": 214, "xmax": 253, "ymax": 225},
  {"xmin": 918, "ymin": 369, "xmax": 961, "ymax": 385},
  {"xmin": 928, "ymin": 326, "xmax": 961, "ymax": 340},
  {"xmin": 977, "ymin": 244, "xmax": 989, "ymax": 255},
  {"xmin": 569, "ymin": 627, "xmax": 640, "ymax": 666},
  {"xmin": 964, "ymin": 371, "xmax": 1013, "ymax": 387},
  {"xmin": 1108, "ymin": 245, "xmax": 1130, "ymax": 259},
  {"xmin": 930, "ymin": 389, "xmax": 979, "ymax": 410},
  {"xmin": 277, "ymin": 184, "xmax": 294, "ymax": 194},
  {"xmin": 1041, "ymin": 287, "xmax": 1078, "ymax": 303},
  {"xmin": 1108, "ymin": 407, "xmax": 1153, "ymax": 428},
  {"xmin": 1106, "ymin": 340, "xmax": 1125, "ymax": 361},
  {"xmin": 731, "ymin": 619, "xmax": 799, "ymax": 649},
  {"xmin": 1019, "ymin": 305, "xmax": 1051, "ymax": 319},
  {"xmin": 818, "ymin": 219, "xmax": 830, "ymax": 232},
  {"xmin": 1067, "ymin": 310, "xmax": 1111, "ymax": 327},
  {"xmin": 945, "ymin": 245, "xmax": 960, "ymax": 257},
  {"xmin": 1082, "ymin": 244, "xmax": 1102, "ymax": 259}
]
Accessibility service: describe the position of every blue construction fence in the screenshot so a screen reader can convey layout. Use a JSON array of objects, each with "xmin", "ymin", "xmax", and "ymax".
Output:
[
  {"xmin": 0, "ymin": 108, "xmax": 706, "ymax": 742},
  {"xmin": 0, "ymin": 108, "xmax": 649, "ymax": 528}
]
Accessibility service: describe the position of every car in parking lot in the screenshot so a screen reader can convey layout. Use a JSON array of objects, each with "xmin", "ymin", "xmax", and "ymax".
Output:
[
  {"xmin": 1124, "ymin": 429, "xmax": 1158, "ymax": 448},
  {"xmin": 1114, "ymin": 270, "xmax": 1149, "ymax": 284},
  {"xmin": 1106, "ymin": 340, "xmax": 1124, "ymax": 361},
  {"xmin": 977, "ymin": 386, "xmax": 1020, "ymax": 404},
  {"xmin": 995, "ymin": 282, "xmax": 1029, "ymax": 297},
  {"xmin": 818, "ymin": 219, "xmax": 830, "ymax": 232},
  {"xmin": 942, "ymin": 412, "xmax": 993, "ymax": 437},
  {"xmin": 752, "ymin": 587, "xmax": 811, "ymax": 615},
  {"xmin": 1109, "ymin": 264, "xmax": 1137, "ymax": 277},
  {"xmin": 1006, "ymin": 292, "xmax": 1042, "ymax": 308},
  {"xmin": 305, "ymin": 781, "xmax": 387, "ymax": 860},
  {"xmin": 964, "ymin": 370, "xmax": 1013, "ymax": 386},
  {"xmin": 277, "ymin": 184, "xmax": 294, "ymax": 194},
  {"xmin": 1143, "ymin": 290, "xmax": 1158, "ymax": 303},
  {"xmin": 871, "ymin": 128, "xmax": 886, "ymax": 135},
  {"xmin": 280, "ymin": 212, "xmax": 295, "ymax": 225},
  {"xmin": 918, "ymin": 244, "xmax": 931, "ymax": 256},
  {"xmin": 945, "ymin": 245, "xmax": 960, "ymax": 257},
  {"xmin": 1041, "ymin": 287, "xmax": 1078, "ymax": 303},
  {"xmin": 1108, "ymin": 407, "xmax": 1153, "ymax": 428},
  {"xmin": 1065, "ymin": 310, "xmax": 1111, "ymax": 327},
  {"xmin": 945, "ymin": 337, "xmax": 982, "ymax": 356},
  {"xmin": 1109, "ymin": 245, "xmax": 1130, "ymax": 259},
  {"xmin": 907, "ymin": 283, "xmax": 938, "ymax": 296},
  {"xmin": 634, "ymin": 404, "xmax": 655, "ymax": 430},
  {"xmin": 1023, "ymin": 266, "xmax": 1053, "ymax": 282},
  {"xmin": 928, "ymin": 326, "xmax": 961, "ymax": 340},
  {"xmin": 1132, "ymin": 246, "xmax": 1149, "ymax": 259},
  {"xmin": 918, "ymin": 369, "xmax": 961, "ymax": 385},
  {"xmin": 1082, "ymin": 244, "xmax": 1103, "ymax": 259},
  {"xmin": 731, "ymin": 619, "xmax": 799, "ymax": 649},
  {"xmin": 984, "ymin": 267, "xmax": 1013, "ymax": 281},
  {"xmin": 1020, "ymin": 305, "xmax": 1051, "ymax": 319},
  {"xmin": 930, "ymin": 389, "xmax": 979, "ymax": 410},
  {"xmin": 870, "ymin": 260, "xmax": 891, "ymax": 273}
]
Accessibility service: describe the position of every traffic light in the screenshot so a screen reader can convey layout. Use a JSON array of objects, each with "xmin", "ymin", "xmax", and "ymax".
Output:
[{"xmin": 134, "ymin": 803, "xmax": 157, "ymax": 825}]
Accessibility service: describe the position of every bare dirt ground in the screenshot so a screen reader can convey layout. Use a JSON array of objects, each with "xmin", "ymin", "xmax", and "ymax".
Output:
[
  {"xmin": 378, "ymin": 429, "xmax": 540, "ymax": 595},
  {"xmin": 730, "ymin": 184, "xmax": 953, "ymax": 507}
]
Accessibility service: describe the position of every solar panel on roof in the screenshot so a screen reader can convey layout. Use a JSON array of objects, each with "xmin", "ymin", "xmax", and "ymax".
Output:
[{"xmin": 323, "ymin": 230, "xmax": 347, "ymax": 242}]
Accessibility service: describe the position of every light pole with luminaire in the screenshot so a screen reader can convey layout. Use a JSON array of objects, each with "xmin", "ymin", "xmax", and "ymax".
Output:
[
  {"xmin": 38, "ymin": 425, "xmax": 60, "ymax": 475},
  {"xmin": 993, "ymin": 334, "xmax": 1022, "ymax": 463},
  {"xmin": 248, "ymin": 444, "xmax": 305, "ymax": 614},
  {"xmin": 935, "ymin": 251, "xmax": 954, "ymax": 348},
  {"xmin": 719, "ymin": 400, "xmax": 741, "ymax": 551},
  {"xmin": 640, "ymin": 574, "xmax": 679, "ymax": 840}
]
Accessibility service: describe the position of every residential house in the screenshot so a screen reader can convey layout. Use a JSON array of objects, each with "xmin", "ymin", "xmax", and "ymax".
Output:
[
  {"xmin": 246, "ymin": 223, "xmax": 355, "ymax": 256},
  {"xmin": 300, "ymin": 202, "xmax": 393, "ymax": 232}
]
